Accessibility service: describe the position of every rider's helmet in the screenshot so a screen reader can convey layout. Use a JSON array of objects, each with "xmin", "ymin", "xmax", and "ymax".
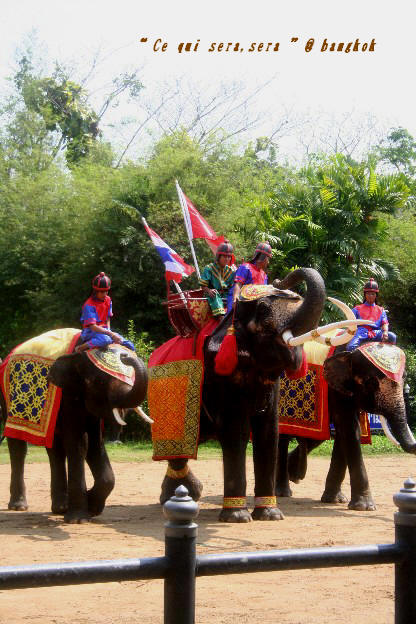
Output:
[
  {"xmin": 92, "ymin": 271, "xmax": 111, "ymax": 291},
  {"xmin": 250, "ymin": 241, "xmax": 272, "ymax": 264},
  {"xmin": 363, "ymin": 278, "xmax": 379, "ymax": 293},
  {"xmin": 216, "ymin": 241, "xmax": 234, "ymax": 260}
]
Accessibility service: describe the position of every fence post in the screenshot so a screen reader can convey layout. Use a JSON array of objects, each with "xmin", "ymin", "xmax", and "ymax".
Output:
[
  {"xmin": 393, "ymin": 476, "xmax": 416, "ymax": 624},
  {"xmin": 163, "ymin": 485, "xmax": 199, "ymax": 624}
]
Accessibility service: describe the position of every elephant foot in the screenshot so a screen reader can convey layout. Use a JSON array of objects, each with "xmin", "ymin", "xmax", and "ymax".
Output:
[
  {"xmin": 275, "ymin": 483, "xmax": 293, "ymax": 497},
  {"xmin": 219, "ymin": 508, "xmax": 252, "ymax": 523},
  {"xmin": 51, "ymin": 497, "xmax": 68, "ymax": 515},
  {"xmin": 348, "ymin": 496, "xmax": 376, "ymax": 511},
  {"xmin": 64, "ymin": 509, "xmax": 91, "ymax": 524},
  {"xmin": 251, "ymin": 506, "xmax": 285, "ymax": 521},
  {"xmin": 321, "ymin": 490, "xmax": 348, "ymax": 504},
  {"xmin": 87, "ymin": 491, "xmax": 106, "ymax": 517},
  {"xmin": 8, "ymin": 496, "xmax": 28, "ymax": 511},
  {"xmin": 160, "ymin": 471, "xmax": 203, "ymax": 505}
]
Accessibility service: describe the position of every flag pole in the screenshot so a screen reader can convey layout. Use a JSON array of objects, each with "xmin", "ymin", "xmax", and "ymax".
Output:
[{"xmin": 175, "ymin": 180, "xmax": 201, "ymax": 280}]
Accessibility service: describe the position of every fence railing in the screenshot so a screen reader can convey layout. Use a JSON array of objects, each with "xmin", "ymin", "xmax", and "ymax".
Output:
[{"xmin": 1, "ymin": 478, "xmax": 416, "ymax": 623}]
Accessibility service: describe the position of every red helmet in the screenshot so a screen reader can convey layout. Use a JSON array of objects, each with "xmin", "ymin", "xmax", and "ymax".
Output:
[
  {"xmin": 216, "ymin": 241, "xmax": 234, "ymax": 259},
  {"xmin": 92, "ymin": 271, "xmax": 111, "ymax": 291},
  {"xmin": 254, "ymin": 241, "xmax": 272, "ymax": 258},
  {"xmin": 363, "ymin": 278, "xmax": 379, "ymax": 293}
]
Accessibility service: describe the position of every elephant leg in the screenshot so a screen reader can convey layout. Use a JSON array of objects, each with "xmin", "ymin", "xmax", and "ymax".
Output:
[
  {"xmin": 251, "ymin": 408, "xmax": 284, "ymax": 521},
  {"xmin": 343, "ymin": 416, "xmax": 376, "ymax": 511},
  {"xmin": 160, "ymin": 459, "xmax": 203, "ymax": 504},
  {"xmin": 321, "ymin": 435, "xmax": 349, "ymax": 504},
  {"xmin": 64, "ymin": 431, "xmax": 90, "ymax": 524},
  {"xmin": 276, "ymin": 434, "xmax": 292, "ymax": 497},
  {"xmin": 7, "ymin": 438, "xmax": 28, "ymax": 511},
  {"xmin": 288, "ymin": 438, "xmax": 322, "ymax": 483},
  {"xmin": 218, "ymin": 409, "xmax": 252, "ymax": 523},
  {"xmin": 46, "ymin": 436, "xmax": 68, "ymax": 514},
  {"xmin": 85, "ymin": 425, "xmax": 115, "ymax": 517}
]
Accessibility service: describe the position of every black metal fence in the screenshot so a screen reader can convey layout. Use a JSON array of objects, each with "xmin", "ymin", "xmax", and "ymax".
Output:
[{"xmin": 1, "ymin": 478, "xmax": 416, "ymax": 624}]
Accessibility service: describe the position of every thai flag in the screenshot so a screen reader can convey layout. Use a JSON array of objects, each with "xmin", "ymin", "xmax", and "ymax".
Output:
[{"xmin": 142, "ymin": 219, "xmax": 195, "ymax": 283}]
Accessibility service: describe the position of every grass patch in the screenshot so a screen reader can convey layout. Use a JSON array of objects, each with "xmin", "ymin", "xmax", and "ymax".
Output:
[{"xmin": 0, "ymin": 433, "xmax": 404, "ymax": 465}]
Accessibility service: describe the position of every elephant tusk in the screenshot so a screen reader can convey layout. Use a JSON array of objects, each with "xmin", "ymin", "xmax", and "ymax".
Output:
[
  {"xmin": 113, "ymin": 408, "xmax": 127, "ymax": 427},
  {"xmin": 327, "ymin": 296, "xmax": 356, "ymax": 321},
  {"xmin": 379, "ymin": 415, "xmax": 401, "ymax": 448},
  {"xmin": 133, "ymin": 406, "xmax": 154, "ymax": 425},
  {"xmin": 282, "ymin": 320, "xmax": 373, "ymax": 347}
]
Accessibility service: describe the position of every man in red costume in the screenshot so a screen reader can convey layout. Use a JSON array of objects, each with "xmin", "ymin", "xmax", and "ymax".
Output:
[
  {"xmin": 227, "ymin": 241, "xmax": 272, "ymax": 310},
  {"xmin": 346, "ymin": 278, "xmax": 396, "ymax": 351}
]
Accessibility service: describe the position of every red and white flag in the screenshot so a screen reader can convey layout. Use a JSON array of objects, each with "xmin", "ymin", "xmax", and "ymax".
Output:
[
  {"xmin": 142, "ymin": 219, "xmax": 194, "ymax": 283},
  {"xmin": 176, "ymin": 182, "xmax": 224, "ymax": 254}
]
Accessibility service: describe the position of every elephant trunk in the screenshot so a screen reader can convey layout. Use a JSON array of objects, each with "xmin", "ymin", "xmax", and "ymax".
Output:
[
  {"xmin": 384, "ymin": 407, "xmax": 416, "ymax": 454},
  {"xmin": 273, "ymin": 268, "xmax": 326, "ymax": 337},
  {"xmin": 110, "ymin": 353, "xmax": 148, "ymax": 409}
]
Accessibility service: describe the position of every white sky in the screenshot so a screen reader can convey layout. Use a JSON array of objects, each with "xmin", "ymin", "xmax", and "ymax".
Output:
[{"xmin": 1, "ymin": 0, "xmax": 415, "ymax": 158}]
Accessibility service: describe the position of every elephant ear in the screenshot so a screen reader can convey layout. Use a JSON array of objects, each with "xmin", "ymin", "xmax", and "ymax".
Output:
[
  {"xmin": 48, "ymin": 353, "xmax": 83, "ymax": 396},
  {"xmin": 323, "ymin": 352, "xmax": 354, "ymax": 396}
]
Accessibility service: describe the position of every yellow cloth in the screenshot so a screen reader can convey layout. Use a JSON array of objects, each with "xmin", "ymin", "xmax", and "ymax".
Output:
[
  {"xmin": 13, "ymin": 328, "xmax": 80, "ymax": 360},
  {"xmin": 302, "ymin": 329, "xmax": 339, "ymax": 366}
]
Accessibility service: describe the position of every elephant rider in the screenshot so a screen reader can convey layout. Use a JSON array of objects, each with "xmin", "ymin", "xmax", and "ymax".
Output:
[
  {"xmin": 200, "ymin": 241, "xmax": 236, "ymax": 317},
  {"xmin": 227, "ymin": 241, "xmax": 272, "ymax": 309},
  {"xmin": 76, "ymin": 272, "xmax": 135, "ymax": 352},
  {"xmin": 346, "ymin": 278, "xmax": 396, "ymax": 351}
]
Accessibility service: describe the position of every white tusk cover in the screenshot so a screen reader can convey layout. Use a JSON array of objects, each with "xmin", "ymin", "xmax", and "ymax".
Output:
[
  {"xmin": 113, "ymin": 408, "xmax": 127, "ymax": 426},
  {"xmin": 283, "ymin": 319, "xmax": 372, "ymax": 347},
  {"xmin": 134, "ymin": 406, "xmax": 154, "ymax": 424}
]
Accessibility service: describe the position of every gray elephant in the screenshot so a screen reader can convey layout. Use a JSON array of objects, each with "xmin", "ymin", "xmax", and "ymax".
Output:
[
  {"xmin": 1, "ymin": 342, "xmax": 148, "ymax": 523},
  {"xmin": 152, "ymin": 268, "xmax": 364, "ymax": 523},
  {"xmin": 276, "ymin": 343, "xmax": 414, "ymax": 510}
]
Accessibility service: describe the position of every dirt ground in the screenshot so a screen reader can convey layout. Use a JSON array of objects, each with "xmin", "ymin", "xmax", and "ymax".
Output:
[{"xmin": 0, "ymin": 453, "xmax": 414, "ymax": 624}]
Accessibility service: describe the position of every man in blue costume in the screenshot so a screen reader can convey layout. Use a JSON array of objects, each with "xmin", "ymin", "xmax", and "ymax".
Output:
[
  {"xmin": 77, "ymin": 272, "xmax": 135, "ymax": 351},
  {"xmin": 346, "ymin": 278, "xmax": 396, "ymax": 351}
]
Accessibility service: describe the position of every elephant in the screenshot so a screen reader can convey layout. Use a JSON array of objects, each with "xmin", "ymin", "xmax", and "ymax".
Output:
[
  {"xmin": 276, "ymin": 343, "xmax": 415, "ymax": 510},
  {"xmin": 155, "ymin": 268, "xmax": 366, "ymax": 523},
  {"xmin": 1, "ymin": 344, "xmax": 148, "ymax": 523}
]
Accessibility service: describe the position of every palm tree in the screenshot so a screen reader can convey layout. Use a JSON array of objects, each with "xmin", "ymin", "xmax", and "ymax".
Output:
[{"xmin": 252, "ymin": 154, "xmax": 409, "ymax": 319}]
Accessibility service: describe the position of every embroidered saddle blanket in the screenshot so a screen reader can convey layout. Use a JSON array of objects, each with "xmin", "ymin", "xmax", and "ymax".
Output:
[
  {"xmin": 1, "ymin": 328, "xmax": 81, "ymax": 448},
  {"xmin": 148, "ymin": 319, "xmax": 218, "ymax": 460},
  {"xmin": 278, "ymin": 336, "xmax": 371, "ymax": 443}
]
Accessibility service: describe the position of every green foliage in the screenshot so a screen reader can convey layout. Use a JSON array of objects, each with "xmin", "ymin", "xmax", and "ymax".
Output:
[
  {"xmin": 376, "ymin": 127, "xmax": 416, "ymax": 176},
  {"xmin": 250, "ymin": 154, "xmax": 409, "ymax": 319},
  {"xmin": 16, "ymin": 57, "xmax": 100, "ymax": 166},
  {"xmin": 378, "ymin": 215, "xmax": 416, "ymax": 345},
  {"xmin": 125, "ymin": 320, "xmax": 154, "ymax": 363}
]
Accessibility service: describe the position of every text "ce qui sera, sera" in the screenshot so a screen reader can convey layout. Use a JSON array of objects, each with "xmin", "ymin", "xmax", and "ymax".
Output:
[{"xmin": 142, "ymin": 37, "xmax": 376, "ymax": 54}]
